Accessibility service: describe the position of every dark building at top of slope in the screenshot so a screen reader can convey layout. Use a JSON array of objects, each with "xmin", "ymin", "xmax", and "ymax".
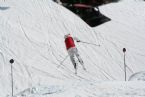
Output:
[
  {"xmin": 53, "ymin": 0, "xmax": 116, "ymax": 27},
  {"xmin": 64, "ymin": 4, "xmax": 111, "ymax": 27},
  {"xmin": 59, "ymin": 0, "xmax": 119, "ymax": 6}
]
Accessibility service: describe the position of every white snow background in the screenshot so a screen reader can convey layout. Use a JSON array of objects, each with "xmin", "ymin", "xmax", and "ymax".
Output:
[{"xmin": 0, "ymin": 0, "xmax": 145, "ymax": 97}]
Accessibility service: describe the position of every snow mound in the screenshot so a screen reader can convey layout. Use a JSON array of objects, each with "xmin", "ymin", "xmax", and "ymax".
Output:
[
  {"xmin": 13, "ymin": 81, "xmax": 145, "ymax": 97},
  {"xmin": 14, "ymin": 85, "xmax": 65, "ymax": 97},
  {"xmin": 129, "ymin": 71, "xmax": 145, "ymax": 81}
]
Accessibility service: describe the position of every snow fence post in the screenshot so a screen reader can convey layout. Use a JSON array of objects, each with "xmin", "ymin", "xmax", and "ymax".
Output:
[
  {"xmin": 123, "ymin": 48, "xmax": 127, "ymax": 81},
  {"xmin": 9, "ymin": 59, "xmax": 14, "ymax": 96}
]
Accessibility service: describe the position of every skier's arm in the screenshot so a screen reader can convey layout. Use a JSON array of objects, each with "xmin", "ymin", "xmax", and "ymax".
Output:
[{"xmin": 73, "ymin": 37, "xmax": 81, "ymax": 42}]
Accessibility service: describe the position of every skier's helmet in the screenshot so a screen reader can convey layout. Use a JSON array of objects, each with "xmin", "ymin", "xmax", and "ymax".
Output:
[{"xmin": 64, "ymin": 34, "xmax": 71, "ymax": 39}]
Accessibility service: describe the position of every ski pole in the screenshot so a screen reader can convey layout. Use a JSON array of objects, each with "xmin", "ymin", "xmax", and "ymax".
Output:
[
  {"xmin": 57, "ymin": 55, "xmax": 69, "ymax": 68},
  {"xmin": 79, "ymin": 41, "xmax": 100, "ymax": 47}
]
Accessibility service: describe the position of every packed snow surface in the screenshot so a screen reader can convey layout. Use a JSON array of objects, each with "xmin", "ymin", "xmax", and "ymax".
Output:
[{"xmin": 0, "ymin": 0, "xmax": 145, "ymax": 97}]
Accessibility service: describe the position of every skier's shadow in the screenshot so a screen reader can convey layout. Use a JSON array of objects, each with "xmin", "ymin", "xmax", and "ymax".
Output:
[{"xmin": 0, "ymin": 6, "xmax": 10, "ymax": 10}]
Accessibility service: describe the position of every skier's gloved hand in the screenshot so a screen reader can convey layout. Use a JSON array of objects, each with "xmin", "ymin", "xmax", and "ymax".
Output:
[
  {"xmin": 73, "ymin": 37, "xmax": 80, "ymax": 42},
  {"xmin": 77, "ymin": 40, "xmax": 81, "ymax": 42}
]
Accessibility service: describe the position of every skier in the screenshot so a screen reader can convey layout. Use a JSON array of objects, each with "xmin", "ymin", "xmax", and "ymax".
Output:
[{"xmin": 64, "ymin": 34, "xmax": 86, "ymax": 74}]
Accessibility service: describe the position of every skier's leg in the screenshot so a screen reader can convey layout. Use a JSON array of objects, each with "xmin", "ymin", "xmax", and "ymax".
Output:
[
  {"xmin": 75, "ymin": 48, "xmax": 86, "ymax": 70},
  {"xmin": 70, "ymin": 54, "xmax": 77, "ymax": 74}
]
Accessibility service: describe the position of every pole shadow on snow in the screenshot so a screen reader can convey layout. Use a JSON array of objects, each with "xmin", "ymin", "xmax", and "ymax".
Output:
[{"xmin": 0, "ymin": 6, "xmax": 10, "ymax": 10}]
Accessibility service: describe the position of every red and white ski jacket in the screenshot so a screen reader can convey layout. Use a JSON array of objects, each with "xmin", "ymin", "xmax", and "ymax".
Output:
[
  {"xmin": 65, "ymin": 35, "xmax": 80, "ymax": 50},
  {"xmin": 65, "ymin": 36, "xmax": 76, "ymax": 50}
]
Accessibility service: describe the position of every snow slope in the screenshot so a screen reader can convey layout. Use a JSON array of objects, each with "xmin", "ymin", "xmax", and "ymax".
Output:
[{"xmin": 0, "ymin": 0, "xmax": 145, "ymax": 96}]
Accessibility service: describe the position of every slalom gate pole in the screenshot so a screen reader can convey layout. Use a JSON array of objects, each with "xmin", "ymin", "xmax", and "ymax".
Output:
[
  {"xmin": 11, "ymin": 62, "xmax": 13, "ymax": 96},
  {"xmin": 79, "ymin": 41, "xmax": 100, "ymax": 47},
  {"xmin": 123, "ymin": 48, "xmax": 127, "ymax": 81},
  {"xmin": 10, "ymin": 59, "xmax": 14, "ymax": 96}
]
